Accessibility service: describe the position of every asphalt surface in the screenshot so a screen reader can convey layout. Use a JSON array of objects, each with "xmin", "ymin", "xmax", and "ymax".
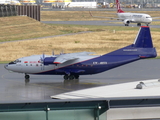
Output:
[
  {"xmin": 1, "ymin": 59, "xmax": 160, "ymax": 102},
  {"xmin": 42, "ymin": 20, "xmax": 160, "ymax": 28}
]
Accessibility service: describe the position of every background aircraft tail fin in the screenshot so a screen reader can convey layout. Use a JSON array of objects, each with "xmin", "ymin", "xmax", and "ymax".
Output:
[
  {"xmin": 106, "ymin": 26, "xmax": 157, "ymax": 58},
  {"xmin": 116, "ymin": 0, "xmax": 124, "ymax": 13}
]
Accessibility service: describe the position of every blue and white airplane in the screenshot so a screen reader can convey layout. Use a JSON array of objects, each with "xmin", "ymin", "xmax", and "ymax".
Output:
[{"xmin": 4, "ymin": 26, "xmax": 157, "ymax": 80}]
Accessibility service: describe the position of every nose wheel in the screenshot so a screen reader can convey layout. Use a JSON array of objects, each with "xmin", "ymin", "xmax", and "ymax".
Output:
[{"xmin": 25, "ymin": 74, "xmax": 30, "ymax": 79}]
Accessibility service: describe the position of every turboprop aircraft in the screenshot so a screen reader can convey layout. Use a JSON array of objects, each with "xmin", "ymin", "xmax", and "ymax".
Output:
[
  {"xmin": 4, "ymin": 26, "xmax": 157, "ymax": 80},
  {"xmin": 90, "ymin": 0, "xmax": 157, "ymax": 26}
]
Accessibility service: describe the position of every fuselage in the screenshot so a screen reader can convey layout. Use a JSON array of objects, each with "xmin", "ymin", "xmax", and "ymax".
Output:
[
  {"xmin": 117, "ymin": 13, "xmax": 152, "ymax": 24},
  {"xmin": 4, "ymin": 54, "xmax": 140, "ymax": 75}
]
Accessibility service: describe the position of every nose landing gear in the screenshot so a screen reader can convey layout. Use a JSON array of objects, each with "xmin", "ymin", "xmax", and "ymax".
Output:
[
  {"xmin": 24, "ymin": 74, "xmax": 30, "ymax": 84},
  {"xmin": 25, "ymin": 74, "xmax": 30, "ymax": 79}
]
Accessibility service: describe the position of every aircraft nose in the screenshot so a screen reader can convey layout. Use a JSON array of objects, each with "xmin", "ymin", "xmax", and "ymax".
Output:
[
  {"xmin": 4, "ymin": 64, "xmax": 9, "ymax": 70},
  {"xmin": 148, "ymin": 18, "xmax": 152, "ymax": 22}
]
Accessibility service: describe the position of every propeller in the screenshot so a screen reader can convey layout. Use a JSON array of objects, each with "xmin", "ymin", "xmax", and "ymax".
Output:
[
  {"xmin": 40, "ymin": 53, "xmax": 45, "ymax": 62},
  {"xmin": 40, "ymin": 53, "xmax": 45, "ymax": 70}
]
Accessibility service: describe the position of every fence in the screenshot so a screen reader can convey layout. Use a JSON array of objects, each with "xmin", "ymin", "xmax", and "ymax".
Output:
[
  {"xmin": 17, "ymin": 5, "xmax": 40, "ymax": 21},
  {"xmin": 0, "ymin": 5, "xmax": 40, "ymax": 21},
  {"xmin": 0, "ymin": 5, "xmax": 17, "ymax": 17}
]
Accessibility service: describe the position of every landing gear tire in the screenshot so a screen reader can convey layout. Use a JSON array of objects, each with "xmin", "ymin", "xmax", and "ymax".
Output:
[
  {"xmin": 74, "ymin": 75, "xmax": 79, "ymax": 79},
  {"xmin": 25, "ymin": 74, "xmax": 30, "ymax": 79},
  {"xmin": 64, "ymin": 75, "xmax": 69, "ymax": 80},
  {"xmin": 125, "ymin": 24, "xmax": 129, "ymax": 26},
  {"xmin": 137, "ymin": 23, "xmax": 141, "ymax": 26},
  {"xmin": 68, "ymin": 75, "xmax": 75, "ymax": 80},
  {"xmin": 63, "ymin": 74, "xmax": 79, "ymax": 80}
]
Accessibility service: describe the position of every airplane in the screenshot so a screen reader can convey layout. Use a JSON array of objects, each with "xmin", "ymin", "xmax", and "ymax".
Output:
[
  {"xmin": 0, "ymin": 0, "xmax": 20, "ymax": 5},
  {"xmin": 4, "ymin": 26, "xmax": 157, "ymax": 81},
  {"xmin": 90, "ymin": 0, "xmax": 155, "ymax": 26}
]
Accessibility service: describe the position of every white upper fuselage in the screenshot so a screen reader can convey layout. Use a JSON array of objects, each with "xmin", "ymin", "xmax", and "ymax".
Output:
[
  {"xmin": 117, "ymin": 12, "xmax": 152, "ymax": 24},
  {"xmin": 4, "ymin": 54, "xmax": 100, "ymax": 74}
]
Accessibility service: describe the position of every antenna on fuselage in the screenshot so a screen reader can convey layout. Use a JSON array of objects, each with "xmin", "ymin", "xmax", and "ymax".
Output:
[
  {"xmin": 52, "ymin": 50, "xmax": 54, "ymax": 56},
  {"xmin": 60, "ymin": 49, "xmax": 64, "ymax": 55},
  {"xmin": 40, "ymin": 53, "xmax": 45, "ymax": 70}
]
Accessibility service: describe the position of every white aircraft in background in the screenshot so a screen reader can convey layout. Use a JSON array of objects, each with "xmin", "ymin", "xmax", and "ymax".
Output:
[
  {"xmin": 90, "ymin": 0, "xmax": 159, "ymax": 26},
  {"xmin": 0, "ymin": 0, "xmax": 20, "ymax": 5}
]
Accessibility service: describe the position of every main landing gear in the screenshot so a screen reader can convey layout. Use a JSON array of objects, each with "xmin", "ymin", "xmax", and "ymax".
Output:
[
  {"xmin": 125, "ymin": 24, "xmax": 129, "ymax": 26},
  {"xmin": 63, "ymin": 74, "xmax": 79, "ymax": 80},
  {"xmin": 137, "ymin": 23, "xmax": 141, "ymax": 26}
]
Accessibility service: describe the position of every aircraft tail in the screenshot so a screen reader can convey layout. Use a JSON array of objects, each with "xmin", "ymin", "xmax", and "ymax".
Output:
[
  {"xmin": 107, "ymin": 26, "xmax": 157, "ymax": 58},
  {"xmin": 116, "ymin": 0, "xmax": 124, "ymax": 13}
]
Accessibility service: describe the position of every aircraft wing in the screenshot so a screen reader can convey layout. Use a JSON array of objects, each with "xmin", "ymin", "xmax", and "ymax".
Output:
[
  {"xmin": 89, "ymin": 11, "xmax": 123, "ymax": 20},
  {"xmin": 54, "ymin": 51, "xmax": 94, "ymax": 64}
]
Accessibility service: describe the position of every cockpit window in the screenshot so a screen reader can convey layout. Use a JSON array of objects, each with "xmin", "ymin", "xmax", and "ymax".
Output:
[
  {"xmin": 14, "ymin": 59, "xmax": 21, "ymax": 63},
  {"xmin": 9, "ymin": 59, "xmax": 21, "ymax": 64}
]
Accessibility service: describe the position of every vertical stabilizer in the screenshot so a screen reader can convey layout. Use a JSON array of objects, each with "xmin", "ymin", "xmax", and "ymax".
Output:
[
  {"xmin": 106, "ymin": 26, "xmax": 157, "ymax": 58},
  {"xmin": 133, "ymin": 26, "xmax": 153, "ymax": 48},
  {"xmin": 116, "ymin": 0, "xmax": 124, "ymax": 13}
]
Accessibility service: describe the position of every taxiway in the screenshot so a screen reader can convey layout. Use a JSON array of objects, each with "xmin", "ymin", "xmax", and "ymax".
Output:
[{"xmin": 42, "ymin": 20, "xmax": 160, "ymax": 28}]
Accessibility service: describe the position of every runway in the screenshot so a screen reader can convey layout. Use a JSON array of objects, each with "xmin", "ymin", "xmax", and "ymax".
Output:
[
  {"xmin": 1, "ymin": 59, "xmax": 160, "ymax": 102},
  {"xmin": 42, "ymin": 7, "xmax": 160, "ymax": 28},
  {"xmin": 42, "ymin": 20, "xmax": 160, "ymax": 28}
]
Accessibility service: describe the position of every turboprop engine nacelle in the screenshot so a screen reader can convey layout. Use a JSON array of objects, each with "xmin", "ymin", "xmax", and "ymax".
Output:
[{"xmin": 43, "ymin": 57, "xmax": 57, "ymax": 65}]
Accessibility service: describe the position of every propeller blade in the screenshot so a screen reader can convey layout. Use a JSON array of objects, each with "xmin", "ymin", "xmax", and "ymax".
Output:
[
  {"xmin": 40, "ymin": 53, "xmax": 45, "ymax": 70},
  {"xmin": 52, "ymin": 50, "xmax": 54, "ymax": 56},
  {"xmin": 60, "ymin": 49, "xmax": 64, "ymax": 55},
  {"xmin": 40, "ymin": 53, "xmax": 45, "ymax": 62}
]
